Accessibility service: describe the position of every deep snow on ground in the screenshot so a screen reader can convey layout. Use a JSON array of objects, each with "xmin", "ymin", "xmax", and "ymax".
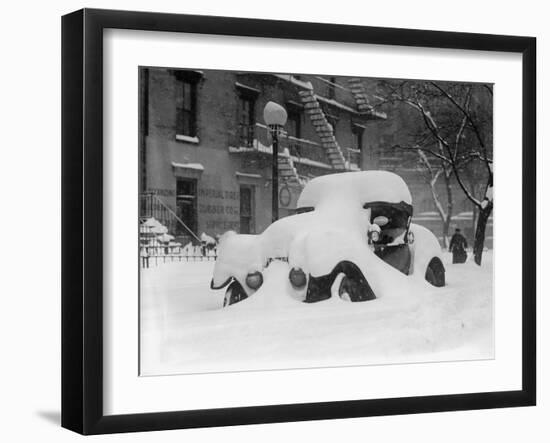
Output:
[{"xmin": 140, "ymin": 252, "xmax": 494, "ymax": 376}]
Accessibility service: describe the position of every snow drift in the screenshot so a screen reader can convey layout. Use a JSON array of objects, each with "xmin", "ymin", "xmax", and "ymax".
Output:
[{"xmin": 140, "ymin": 252, "xmax": 494, "ymax": 375}]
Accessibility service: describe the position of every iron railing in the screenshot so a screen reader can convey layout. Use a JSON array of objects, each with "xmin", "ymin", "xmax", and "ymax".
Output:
[
  {"xmin": 140, "ymin": 192, "xmax": 201, "ymax": 242},
  {"xmin": 238, "ymin": 122, "xmax": 255, "ymax": 148},
  {"xmin": 310, "ymin": 76, "xmax": 358, "ymax": 108},
  {"xmin": 286, "ymin": 135, "xmax": 328, "ymax": 166},
  {"xmin": 236, "ymin": 122, "xmax": 330, "ymax": 167},
  {"xmin": 140, "ymin": 192, "xmax": 177, "ymax": 233},
  {"xmin": 140, "ymin": 244, "xmax": 217, "ymax": 268},
  {"xmin": 140, "ymin": 192, "xmax": 207, "ymax": 268}
]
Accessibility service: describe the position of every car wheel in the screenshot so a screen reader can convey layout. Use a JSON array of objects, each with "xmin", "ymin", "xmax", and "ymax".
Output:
[
  {"xmin": 223, "ymin": 280, "xmax": 248, "ymax": 307},
  {"xmin": 338, "ymin": 275, "xmax": 376, "ymax": 302},
  {"xmin": 425, "ymin": 258, "xmax": 445, "ymax": 287}
]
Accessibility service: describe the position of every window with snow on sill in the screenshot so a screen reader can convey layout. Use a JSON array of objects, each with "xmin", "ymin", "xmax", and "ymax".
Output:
[{"xmin": 176, "ymin": 134, "xmax": 200, "ymax": 144}]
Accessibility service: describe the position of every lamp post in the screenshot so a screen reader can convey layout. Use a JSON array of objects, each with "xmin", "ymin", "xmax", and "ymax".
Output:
[{"xmin": 263, "ymin": 101, "xmax": 287, "ymax": 223}]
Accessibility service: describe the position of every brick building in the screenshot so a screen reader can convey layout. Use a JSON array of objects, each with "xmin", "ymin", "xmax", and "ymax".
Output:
[{"xmin": 139, "ymin": 67, "xmax": 492, "ymax": 247}]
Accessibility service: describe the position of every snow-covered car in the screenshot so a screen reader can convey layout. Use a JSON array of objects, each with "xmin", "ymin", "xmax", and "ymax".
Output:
[{"xmin": 211, "ymin": 170, "xmax": 445, "ymax": 306}]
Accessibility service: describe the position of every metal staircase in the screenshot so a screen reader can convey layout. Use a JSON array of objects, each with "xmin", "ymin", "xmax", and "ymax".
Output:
[
  {"xmin": 277, "ymin": 146, "xmax": 307, "ymax": 188},
  {"xmin": 347, "ymin": 78, "xmax": 376, "ymax": 113},
  {"xmin": 298, "ymin": 89, "xmax": 347, "ymax": 170}
]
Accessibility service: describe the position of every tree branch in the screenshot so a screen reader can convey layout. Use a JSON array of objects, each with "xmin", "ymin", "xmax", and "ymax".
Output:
[
  {"xmin": 409, "ymin": 99, "xmax": 483, "ymax": 208},
  {"xmin": 418, "ymin": 150, "xmax": 447, "ymax": 222},
  {"xmin": 390, "ymin": 143, "xmax": 451, "ymax": 165},
  {"xmin": 380, "ymin": 85, "xmax": 485, "ymax": 208},
  {"xmin": 430, "ymin": 82, "xmax": 492, "ymax": 175}
]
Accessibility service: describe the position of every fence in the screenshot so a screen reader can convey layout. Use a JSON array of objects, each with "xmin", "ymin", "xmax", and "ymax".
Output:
[{"xmin": 140, "ymin": 244, "xmax": 217, "ymax": 268}]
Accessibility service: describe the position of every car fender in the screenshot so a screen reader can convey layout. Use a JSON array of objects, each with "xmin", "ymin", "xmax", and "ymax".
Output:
[
  {"xmin": 409, "ymin": 223, "xmax": 445, "ymax": 277},
  {"xmin": 288, "ymin": 226, "xmax": 401, "ymax": 295},
  {"xmin": 211, "ymin": 231, "xmax": 264, "ymax": 296}
]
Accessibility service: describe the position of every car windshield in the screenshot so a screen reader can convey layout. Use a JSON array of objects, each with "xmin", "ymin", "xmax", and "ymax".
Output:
[
  {"xmin": 370, "ymin": 206, "xmax": 409, "ymax": 230},
  {"xmin": 364, "ymin": 201, "xmax": 412, "ymax": 245}
]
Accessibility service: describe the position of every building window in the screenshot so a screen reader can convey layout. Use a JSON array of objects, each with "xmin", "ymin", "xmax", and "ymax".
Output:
[
  {"xmin": 238, "ymin": 96, "xmax": 256, "ymax": 147},
  {"xmin": 175, "ymin": 78, "xmax": 198, "ymax": 137},
  {"xmin": 176, "ymin": 179, "xmax": 197, "ymax": 238},
  {"xmin": 239, "ymin": 185, "xmax": 255, "ymax": 234},
  {"xmin": 287, "ymin": 109, "xmax": 302, "ymax": 139}
]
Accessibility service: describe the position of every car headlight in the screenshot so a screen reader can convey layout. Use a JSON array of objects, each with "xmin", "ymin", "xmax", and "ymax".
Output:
[
  {"xmin": 370, "ymin": 230, "xmax": 380, "ymax": 243},
  {"xmin": 289, "ymin": 267, "xmax": 307, "ymax": 288},
  {"xmin": 245, "ymin": 271, "xmax": 263, "ymax": 290}
]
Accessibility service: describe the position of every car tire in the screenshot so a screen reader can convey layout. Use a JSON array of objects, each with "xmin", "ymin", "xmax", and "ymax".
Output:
[
  {"xmin": 223, "ymin": 280, "xmax": 248, "ymax": 307},
  {"xmin": 425, "ymin": 258, "xmax": 445, "ymax": 287}
]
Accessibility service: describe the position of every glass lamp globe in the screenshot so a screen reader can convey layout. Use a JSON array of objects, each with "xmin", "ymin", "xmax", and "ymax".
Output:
[{"xmin": 263, "ymin": 101, "xmax": 288, "ymax": 127}]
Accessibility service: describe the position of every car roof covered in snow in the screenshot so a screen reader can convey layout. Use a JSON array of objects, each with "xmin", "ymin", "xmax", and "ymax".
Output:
[{"xmin": 297, "ymin": 170, "xmax": 412, "ymax": 209}]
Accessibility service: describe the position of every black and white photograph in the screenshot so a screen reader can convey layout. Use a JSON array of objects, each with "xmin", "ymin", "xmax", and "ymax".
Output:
[{"xmin": 138, "ymin": 68, "xmax": 494, "ymax": 376}]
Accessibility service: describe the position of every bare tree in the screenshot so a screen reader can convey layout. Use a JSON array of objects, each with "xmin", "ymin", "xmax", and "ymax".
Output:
[
  {"xmin": 376, "ymin": 81, "xmax": 493, "ymax": 265},
  {"xmin": 416, "ymin": 149, "xmax": 454, "ymax": 247}
]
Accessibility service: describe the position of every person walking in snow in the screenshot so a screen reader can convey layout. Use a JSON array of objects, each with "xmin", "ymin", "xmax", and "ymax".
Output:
[{"xmin": 449, "ymin": 228, "xmax": 468, "ymax": 264}]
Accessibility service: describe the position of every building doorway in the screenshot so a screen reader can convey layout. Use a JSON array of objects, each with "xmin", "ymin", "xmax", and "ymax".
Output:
[
  {"xmin": 176, "ymin": 178, "xmax": 198, "ymax": 239},
  {"xmin": 239, "ymin": 185, "xmax": 255, "ymax": 234}
]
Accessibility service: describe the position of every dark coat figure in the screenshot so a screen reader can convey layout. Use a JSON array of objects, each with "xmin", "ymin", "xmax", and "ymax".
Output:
[{"xmin": 449, "ymin": 229, "xmax": 468, "ymax": 264}]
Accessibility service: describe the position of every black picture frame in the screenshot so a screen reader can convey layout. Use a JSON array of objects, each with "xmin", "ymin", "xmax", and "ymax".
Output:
[{"xmin": 61, "ymin": 8, "xmax": 536, "ymax": 435}]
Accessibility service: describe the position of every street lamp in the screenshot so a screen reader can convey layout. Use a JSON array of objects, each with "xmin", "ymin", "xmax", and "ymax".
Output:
[{"xmin": 263, "ymin": 101, "xmax": 287, "ymax": 223}]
